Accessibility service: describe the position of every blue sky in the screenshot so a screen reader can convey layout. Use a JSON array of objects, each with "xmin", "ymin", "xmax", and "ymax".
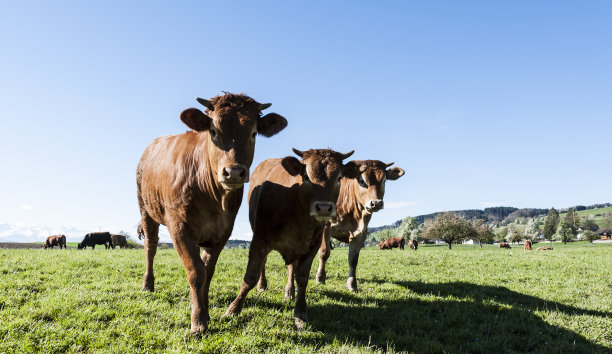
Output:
[{"xmin": 1, "ymin": 1, "xmax": 611, "ymax": 241}]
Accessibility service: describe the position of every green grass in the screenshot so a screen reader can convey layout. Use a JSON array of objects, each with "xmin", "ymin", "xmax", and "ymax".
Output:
[
  {"xmin": 560, "ymin": 206, "xmax": 612, "ymax": 229},
  {"xmin": 0, "ymin": 243, "xmax": 610, "ymax": 353}
]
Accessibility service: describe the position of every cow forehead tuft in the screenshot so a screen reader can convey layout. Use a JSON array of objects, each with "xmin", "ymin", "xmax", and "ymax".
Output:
[{"xmin": 206, "ymin": 93, "xmax": 262, "ymax": 117}]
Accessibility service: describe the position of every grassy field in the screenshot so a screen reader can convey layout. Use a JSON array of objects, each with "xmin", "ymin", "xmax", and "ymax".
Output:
[{"xmin": 0, "ymin": 242, "xmax": 610, "ymax": 353}]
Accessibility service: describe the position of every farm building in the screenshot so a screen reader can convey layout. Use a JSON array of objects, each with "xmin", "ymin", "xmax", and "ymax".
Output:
[{"xmin": 596, "ymin": 228, "xmax": 612, "ymax": 240}]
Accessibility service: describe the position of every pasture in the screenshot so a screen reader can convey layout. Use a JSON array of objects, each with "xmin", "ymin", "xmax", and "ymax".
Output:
[{"xmin": 0, "ymin": 243, "xmax": 610, "ymax": 353}]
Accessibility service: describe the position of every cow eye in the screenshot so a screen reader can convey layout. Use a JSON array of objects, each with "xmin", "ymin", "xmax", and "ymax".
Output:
[
  {"xmin": 337, "ymin": 176, "xmax": 342, "ymax": 184},
  {"xmin": 210, "ymin": 129, "xmax": 217, "ymax": 138},
  {"xmin": 358, "ymin": 175, "xmax": 367, "ymax": 188}
]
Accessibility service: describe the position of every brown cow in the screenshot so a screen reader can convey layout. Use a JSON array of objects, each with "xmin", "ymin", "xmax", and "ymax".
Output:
[
  {"xmin": 312, "ymin": 160, "xmax": 404, "ymax": 292},
  {"xmin": 536, "ymin": 246, "xmax": 553, "ymax": 251},
  {"xmin": 379, "ymin": 236, "xmax": 405, "ymax": 250},
  {"xmin": 44, "ymin": 235, "xmax": 66, "ymax": 249},
  {"xmin": 408, "ymin": 239, "xmax": 418, "ymax": 250},
  {"xmin": 498, "ymin": 242, "xmax": 511, "ymax": 249},
  {"xmin": 524, "ymin": 240, "xmax": 532, "ymax": 251},
  {"xmin": 136, "ymin": 93, "xmax": 287, "ymax": 336},
  {"xmin": 224, "ymin": 148, "xmax": 356, "ymax": 329},
  {"xmin": 111, "ymin": 234, "xmax": 128, "ymax": 249}
]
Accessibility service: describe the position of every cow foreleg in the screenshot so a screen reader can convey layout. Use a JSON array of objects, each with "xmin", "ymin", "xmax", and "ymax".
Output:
[
  {"xmin": 315, "ymin": 225, "xmax": 331, "ymax": 284},
  {"xmin": 140, "ymin": 215, "xmax": 159, "ymax": 292},
  {"xmin": 171, "ymin": 225, "xmax": 208, "ymax": 336},
  {"xmin": 285, "ymin": 261, "xmax": 297, "ymax": 300},
  {"xmin": 224, "ymin": 241, "xmax": 267, "ymax": 317},
  {"xmin": 294, "ymin": 245, "xmax": 319, "ymax": 329},
  {"xmin": 346, "ymin": 233, "xmax": 366, "ymax": 293}
]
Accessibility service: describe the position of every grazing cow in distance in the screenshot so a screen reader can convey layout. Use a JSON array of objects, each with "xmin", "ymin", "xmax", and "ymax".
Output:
[
  {"xmin": 136, "ymin": 93, "xmax": 287, "ymax": 336},
  {"xmin": 524, "ymin": 240, "xmax": 533, "ymax": 251},
  {"xmin": 498, "ymin": 242, "xmax": 511, "ymax": 249},
  {"xmin": 408, "ymin": 239, "xmax": 418, "ymax": 250},
  {"xmin": 311, "ymin": 160, "xmax": 404, "ymax": 292},
  {"xmin": 44, "ymin": 235, "xmax": 66, "ymax": 249},
  {"xmin": 379, "ymin": 236, "xmax": 405, "ymax": 250},
  {"xmin": 78, "ymin": 232, "xmax": 112, "ymax": 250},
  {"xmin": 224, "ymin": 148, "xmax": 356, "ymax": 329},
  {"xmin": 111, "ymin": 234, "xmax": 128, "ymax": 249},
  {"xmin": 536, "ymin": 246, "xmax": 553, "ymax": 251}
]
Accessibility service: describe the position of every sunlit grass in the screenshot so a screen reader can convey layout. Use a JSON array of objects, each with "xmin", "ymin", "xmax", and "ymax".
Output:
[{"xmin": 0, "ymin": 242, "xmax": 610, "ymax": 352}]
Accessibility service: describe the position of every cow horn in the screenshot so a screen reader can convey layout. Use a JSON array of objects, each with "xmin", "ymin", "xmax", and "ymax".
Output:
[
  {"xmin": 339, "ymin": 150, "xmax": 355, "ymax": 160},
  {"xmin": 385, "ymin": 162, "xmax": 395, "ymax": 168},
  {"xmin": 196, "ymin": 97, "xmax": 214, "ymax": 111},
  {"xmin": 259, "ymin": 103, "xmax": 272, "ymax": 111},
  {"xmin": 292, "ymin": 148, "xmax": 304, "ymax": 158}
]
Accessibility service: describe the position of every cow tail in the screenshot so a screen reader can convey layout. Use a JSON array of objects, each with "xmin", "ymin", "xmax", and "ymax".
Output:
[{"xmin": 137, "ymin": 222, "xmax": 145, "ymax": 240}]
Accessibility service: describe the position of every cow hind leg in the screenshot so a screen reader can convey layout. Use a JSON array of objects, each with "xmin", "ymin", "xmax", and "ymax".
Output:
[
  {"xmin": 284, "ymin": 261, "xmax": 298, "ymax": 300},
  {"xmin": 316, "ymin": 227, "xmax": 331, "ymax": 284},
  {"xmin": 140, "ymin": 214, "xmax": 159, "ymax": 292},
  {"xmin": 257, "ymin": 255, "xmax": 268, "ymax": 292}
]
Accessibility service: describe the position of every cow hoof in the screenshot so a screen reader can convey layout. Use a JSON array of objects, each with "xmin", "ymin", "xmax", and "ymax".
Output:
[
  {"xmin": 142, "ymin": 283, "xmax": 154, "ymax": 292},
  {"xmin": 346, "ymin": 277, "xmax": 358, "ymax": 293},
  {"xmin": 315, "ymin": 271, "xmax": 326, "ymax": 284},
  {"xmin": 257, "ymin": 282, "xmax": 267, "ymax": 292},
  {"xmin": 284, "ymin": 286, "xmax": 295, "ymax": 301},
  {"xmin": 189, "ymin": 325, "xmax": 207, "ymax": 337},
  {"xmin": 294, "ymin": 315, "xmax": 307, "ymax": 330}
]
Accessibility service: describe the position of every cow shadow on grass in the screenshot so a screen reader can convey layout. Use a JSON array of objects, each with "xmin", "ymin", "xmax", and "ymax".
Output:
[{"xmin": 300, "ymin": 281, "xmax": 611, "ymax": 353}]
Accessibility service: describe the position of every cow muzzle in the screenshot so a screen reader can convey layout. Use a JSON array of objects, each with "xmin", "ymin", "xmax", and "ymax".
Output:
[
  {"xmin": 365, "ymin": 199, "xmax": 384, "ymax": 213},
  {"xmin": 311, "ymin": 201, "xmax": 336, "ymax": 221},
  {"xmin": 219, "ymin": 164, "xmax": 249, "ymax": 190}
]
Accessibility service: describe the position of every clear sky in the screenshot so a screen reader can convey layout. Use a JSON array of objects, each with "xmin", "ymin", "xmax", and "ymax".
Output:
[{"xmin": 1, "ymin": 1, "xmax": 611, "ymax": 241}]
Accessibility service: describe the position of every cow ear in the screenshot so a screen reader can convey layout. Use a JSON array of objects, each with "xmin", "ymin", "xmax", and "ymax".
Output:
[
  {"xmin": 180, "ymin": 108, "xmax": 211, "ymax": 132},
  {"xmin": 342, "ymin": 161, "xmax": 360, "ymax": 179},
  {"xmin": 281, "ymin": 156, "xmax": 304, "ymax": 176},
  {"xmin": 386, "ymin": 167, "xmax": 405, "ymax": 180},
  {"xmin": 258, "ymin": 113, "xmax": 288, "ymax": 137}
]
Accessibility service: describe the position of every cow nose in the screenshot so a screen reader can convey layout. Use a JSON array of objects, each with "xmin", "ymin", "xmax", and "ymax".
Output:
[
  {"xmin": 222, "ymin": 165, "xmax": 248, "ymax": 184},
  {"xmin": 367, "ymin": 199, "xmax": 384, "ymax": 211},
  {"xmin": 314, "ymin": 202, "xmax": 335, "ymax": 217}
]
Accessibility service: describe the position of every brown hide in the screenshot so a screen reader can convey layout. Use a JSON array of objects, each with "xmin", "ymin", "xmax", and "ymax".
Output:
[
  {"xmin": 44, "ymin": 235, "xmax": 66, "ymax": 249},
  {"xmin": 136, "ymin": 93, "xmax": 287, "ymax": 336},
  {"xmin": 408, "ymin": 239, "xmax": 418, "ymax": 250},
  {"xmin": 379, "ymin": 236, "xmax": 405, "ymax": 250},
  {"xmin": 498, "ymin": 242, "xmax": 511, "ymax": 249},
  {"xmin": 536, "ymin": 246, "xmax": 553, "ymax": 251},
  {"xmin": 524, "ymin": 240, "xmax": 533, "ymax": 251},
  {"xmin": 225, "ymin": 149, "xmax": 354, "ymax": 328},
  {"xmin": 111, "ymin": 235, "xmax": 128, "ymax": 249},
  {"xmin": 315, "ymin": 160, "xmax": 404, "ymax": 292}
]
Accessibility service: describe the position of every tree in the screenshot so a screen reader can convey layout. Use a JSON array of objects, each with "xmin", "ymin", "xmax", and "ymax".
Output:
[
  {"xmin": 556, "ymin": 218, "xmax": 576, "ymax": 244},
  {"xmin": 397, "ymin": 217, "xmax": 419, "ymax": 240},
  {"xmin": 565, "ymin": 208, "xmax": 579, "ymax": 230},
  {"xmin": 421, "ymin": 212, "xmax": 476, "ymax": 249},
  {"xmin": 543, "ymin": 208, "xmax": 560, "ymax": 243},
  {"xmin": 581, "ymin": 214, "xmax": 598, "ymax": 231},
  {"xmin": 582, "ymin": 230, "xmax": 599, "ymax": 243},
  {"xmin": 474, "ymin": 220, "xmax": 495, "ymax": 248},
  {"xmin": 507, "ymin": 226, "xmax": 523, "ymax": 244},
  {"xmin": 494, "ymin": 227, "xmax": 508, "ymax": 243},
  {"xmin": 524, "ymin": 218, "xmax": 540, "ymax": 241}
]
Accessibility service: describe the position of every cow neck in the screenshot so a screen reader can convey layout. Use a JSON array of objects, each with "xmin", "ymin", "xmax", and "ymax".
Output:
[
  {"xmin": 337, "ymin": 178, "xmax": 365, "ymax": 222},
  {"xmin": 193, "ymin": 134, "xmax": 241, "ymax": 213}
]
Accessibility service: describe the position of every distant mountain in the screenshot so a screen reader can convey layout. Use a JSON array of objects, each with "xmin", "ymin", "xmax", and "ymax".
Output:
[
  {"xmin": 370, "ymin": 202, "xmax": 612, "ymax": 233},
  {"xmin": 0, "ymin": 223, "xmax": 111, "ymax": 243}
]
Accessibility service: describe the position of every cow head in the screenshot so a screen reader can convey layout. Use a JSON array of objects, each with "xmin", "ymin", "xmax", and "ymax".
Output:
[
  {"xmin": 342, "ymin": 160, "xmax": 405, "ymax": 214},
  {"xmin": 180, "ymin": 93, "xmax": 287, "ymax": 191},
  {"xmin": 77, "ymin": 242, "xmax": 84, "ymax": 250},
  {"xmin": 282, "ymin": 148, "xmax": 356, "ymax": 221}
]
